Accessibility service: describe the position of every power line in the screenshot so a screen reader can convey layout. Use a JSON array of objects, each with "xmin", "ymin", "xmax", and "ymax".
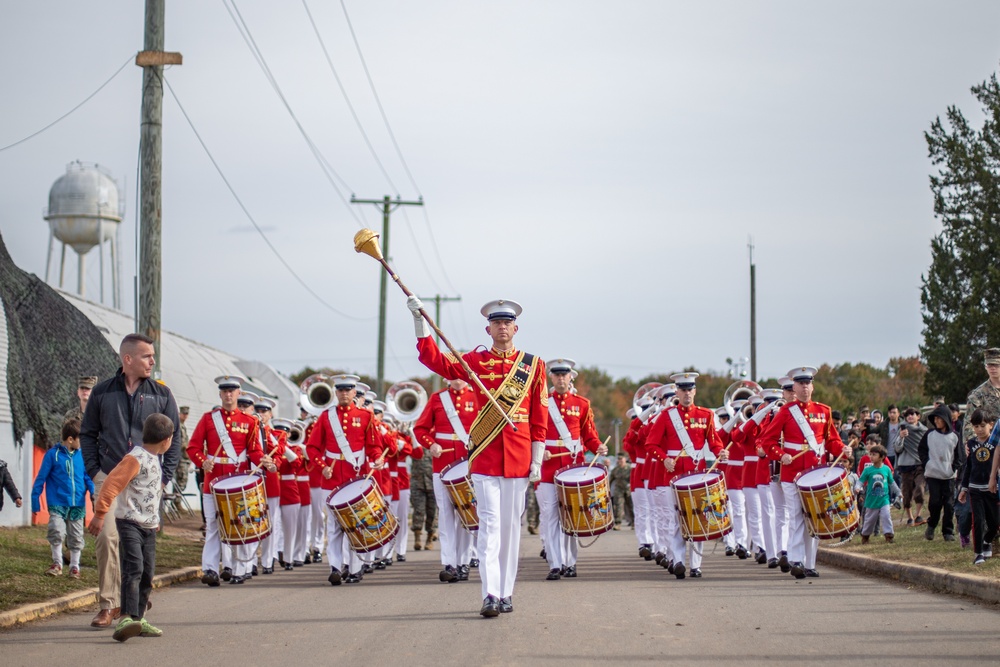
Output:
[
  {"xmin": 222, "ymin": 0, "xmax": 366, "ymax": 227},
  {"xmin": 163, "ymin": 75, "xmax": 374, "ymax": 322},
  {"xmin": 0, "ymin": 55, "xmax": 133, "ymax": 153}
]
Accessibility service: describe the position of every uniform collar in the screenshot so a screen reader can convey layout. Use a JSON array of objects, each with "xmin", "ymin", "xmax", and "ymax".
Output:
[{"xmin": 490, "ymin": 346, "xmax": 518, "ymax": 358}]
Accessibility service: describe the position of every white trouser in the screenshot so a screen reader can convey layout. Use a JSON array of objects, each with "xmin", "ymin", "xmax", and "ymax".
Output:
[
  {"xmin": 203, "ymin": 494, "xmax": 253, "ymax": 576},
  {"xmin": 743, "ymin": 486, "xmax": 765, "ymax": 553},
  {"xmin": 310, "ymin": 487, "xmax": 327, "ymax": 552},
  {"xmin": 633, "ymin": 485, "xmax": 655, "ymax": 546},
  {"xmin": 272, "ymin": 496, "xmax": 284, "ymax": 552},
  {"xmin": 259, "ymin": 497, "xmax": 281, "ymax": 568},
  {"xmin": 728, "ymin": 488, "xmax": 748, "ymax": 549},
  {"xmin": 281, "ymin": 504, "xmax": 300, "ymax": 564},
  {"xmin": 651, "ymin": 486, "xmax": 672, "ymax": 556},
  {"xmin": 472, "ymin": 475, "xmax": 528, "ymax": 600},
  {"xmin": 433, "ymin": 474, "xmax": 471, "ymax": 568},
  {"xmin": 296, "ymin": 502, "xmax": 311, "ymax": 562},
  {"xmin": 758, "ymin": 483, "xmax": 778, "ymax": 559},
  {"xmin": 536, "ymin": 483, "xmax": 579, "ymax": 569},
  {"xmin": 394, "ymin": 489, "xmax": 411, "ymax": 557},
  {"xmin": 769, "ymin": 481, "xmax": 788, "ymax": 553},
  {"xmin": 325, "ymin": 508, "xmax": 362, "ymax": 574},
  {"xmin": 782, "ymin": 481, "xmax": 818, "ymax": 568}
]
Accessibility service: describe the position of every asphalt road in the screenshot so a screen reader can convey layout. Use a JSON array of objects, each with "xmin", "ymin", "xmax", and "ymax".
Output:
[{"xmin": 2, "ymin": 528, "xmax": 999, "ymax": 665}]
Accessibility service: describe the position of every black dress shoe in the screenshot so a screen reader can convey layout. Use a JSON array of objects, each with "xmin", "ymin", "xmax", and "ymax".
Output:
[
  {"xmin": 690, "ymin": 568, "xmax": 702, "ymax": 578},
  {"xmin": 283, "ymin": 563, "xmax": 294, "ymax": 571},
  {"xmin": 384, "ymin": 557, "xmax": 393, "ymax": 567},
  {"xmin": 457, "ymin": 564, "xmax": 470, "ymax": 581},
  {"xmin": 666, "ymin": 560, "xmax": 675, "ymax": 574},
  {"xmin": 201, "ymin": 570, "xmax": 220, "ymax": 587},
  {"xmin": 804, "ymin": 568, "xmax": 820, "ymax": 578},
  {"xmin": 546, "ymin": 568, "xmax": 561, "ymax": 581},
  {"xmin": 312, "ymin": 550, "xmax": 323, "ymax": 564},
  {"xmin": 638, "ymin": 544, "xmax": 652, "ymax": 559},
  {"xmin": 654, "ymin": 552, "xmax": 665, "ymax": 565},
  {"xmin": 252, "ymin": 565, "xmax": 259, "ymax": 576},
  {"xmin": 277, "ymin": 551, "xmax": 284, "ymax": 567},
  {"xmin": 778, "ymin": 552, "xmax": 790, "ymax": 572},
  {"xmin": 262, "ymin": 567, "xmax": 273, "ymax": 575},
  {"xmin": 563, "ymin": 565, "xmax": 577, "ymax": 578},
  {"xmin": 736, "ymin": 545, "xmax": 748, "ymax": 560},
  {"xmin": 374, "ymin": 560, "xmax": 386, "ymax": 570},
  {"xmin": 499, "ymin": 596, "xmax": 513, "ymax": 613},
  {"xmin": 293, "ymin": 560, "xmax": 305, "ymax": 568},
  {"xmin": 362, "ymin": 563, "xmax": 374, "ymax": 574},
  {"xmin": 755, "ymin": 550, "xmax": 767, "ymax": 565},
  {"xmin": 304, "ymin": 554, "xmax": 312, "ymax": 565},
  {"xmin": 790, "ymin": 562, "xmax": 806, "ymax": 580},
  {"xmin": 344, "ymin": 572, "xmax": 362, "ymax": 584},
  {"xmin": 767, "ymin": 558, "xmax": 779, "ymax": 569},
  {"xmin": 725, "ymin": 546, "xmax": 735, "ymax": 557},
  {"xmin": 469, "ymin": 558, "xmax": 479, "ymax": 568},
  {"xmin": 229, "ymin": 575, "xmax": 245, "ymax": 585},
  {"xmin": 396, "ymin": 554, "xmax": 406, "ymax": 562},
  {"xmin": 221, "ymin": 567, "xmax": 233, "ymax": 582},
  {"xmin": 328, "ymin": 569, "xmax": 342, "ymax": 586},
  {"xmin": 480, "ymin": 595, "xmax": 500, "ymax": 618},
  {"xmin": 540, "ymin": 548, "xmax": 547, "ymax": 560},
  {"xmin": 440, "ymin": 566, "xmax": 458, "ymax": 583},
  {"xmin": 674, "ymin": 563, "xmax": 686, "ymax": 580}
]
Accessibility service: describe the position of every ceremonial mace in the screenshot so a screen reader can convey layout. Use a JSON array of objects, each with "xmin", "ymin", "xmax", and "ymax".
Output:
[{"xmin": 354, "ymin": 228, "xmax": 517, "ymax": 431}]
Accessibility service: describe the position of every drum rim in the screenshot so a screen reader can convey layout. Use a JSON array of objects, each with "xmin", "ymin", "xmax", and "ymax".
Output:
[
  {"xmin": 210, "ymin": 472, "xmax": 260, "ymax": 492},
  {"xmin": 439, "ymin": 459, "xmax": 470, "ymax": 483},
  {"xmin": 326, "ymin": 476, "xmax": 374, "ymax": 508},
  {"xmin": 553, "ymin": 462, "xmax": 607, "ymax": 487},
  {"xmin": 671, "ymin": 470, "xmax": 723, "ymax": 489},
  {"xmin": 794, "ymin": 464, "xmax": 847, "ymax": 489}
]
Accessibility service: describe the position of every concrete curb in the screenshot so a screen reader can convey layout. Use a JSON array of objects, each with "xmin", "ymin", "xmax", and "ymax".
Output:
[
  {"xmin": 0, "ymin": 566, "xmax": 202, "ymax": 630},
  {"xmin": 817, "ymin": 547, "xmax": 1000, "ymax": 604}
]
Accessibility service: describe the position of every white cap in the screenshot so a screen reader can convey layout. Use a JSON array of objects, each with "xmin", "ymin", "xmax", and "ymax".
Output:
[
  {"xmin": 238, "ymin": 391, "xmax": 259, "ymax": 405},
  {"xmin": 355, "ymin": 381, "xmax": 371, "ymax": 395},
  {"xmin": 656, "ymin": 384, "xmax": 677, "ymax": 399},
  {"xmin": 372, "ymin": 400, "xmax": 387, "ymax": 414},
  {"xmin": 271, "ymin": 418, "xmax": 293, "ymax": 432},
  {"xmin": 254, "ymin": 396, "xmax": 276, "ymax": 411},
  {"xmin": 481, "ymin": 299, "xmax": 522, "ymax": 321},
  {"xmin": 214, "ymin": 375, "xmax": 246, "ymax": 390},
  {"xmin": 761, "ymin": 389, "xmax": 782, "ymax": 402},
  {"xmin": 626, "ymin": 408, "xmax": 636, "ymax": 419},
  {"xmin": 364, "ymin": 391, "xmax": 377, "ymax": 404},
  {"xmin": 714, "ymin": 406, "xmax": 730, "ymax": 417},
  {"xmin": 749, "ymin": 395, "xmax": 764, "ymax": 407},
  {"xmin": 329, "ymin": 374, "xmax": 361, "ymax": 389},
  {"xmin": 788, "ymin": 366, "xmax": 817, "ymax": 382},
  {"xmin": 778, "ymin": 376, "xmax": 793, "ymax": 390},
  {"xmin": 547, "ymin": 358, "xmax": 576, "ymax": 374},
  {"xmin": 670, "ymin": 372, "xmax": 699, "ymax": 388}
]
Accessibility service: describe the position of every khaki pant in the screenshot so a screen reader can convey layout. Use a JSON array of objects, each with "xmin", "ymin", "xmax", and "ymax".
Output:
[{"xmin": 93, "ymin": 472, "xmax": 121, "ymax": 609}]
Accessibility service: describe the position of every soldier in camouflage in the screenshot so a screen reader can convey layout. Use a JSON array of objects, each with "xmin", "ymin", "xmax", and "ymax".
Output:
[
  {"xmin": 525, "ymin": 483, "xmax": 540, "ymax": 535},
  {"xmin": 64, "ymin": 376, "xmax": 97, "ymax": 424},
  {"xmin": 964, "ymin": 348, "xmax": 1000, "ymax": 443},
  {"xmin": 409, "ymin": 449, "xmax": 437, "ymax": 550},
  {"xmin": 609, "ymin": 452, "xmax": 633, "ymax": 529},
  {"xmin": 173, "ymin": 406, "xmax": 191, "ymax": 512}
]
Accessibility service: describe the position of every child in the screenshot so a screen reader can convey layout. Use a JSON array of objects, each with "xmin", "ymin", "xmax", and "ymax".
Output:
[
  {"xmin": 30, "ymin": 419, "xmax": 94, "ymax": 578},
  {"xmin": 918, "ymin": 404, "xmax": 962, "ymax": 541},
  {"xmin": 88, "ymin": 413, "xmax": 174, "ymax": 642},
  {"xmin": 855, "ymin": 445, "xmax": 899, "ymax": 544},
  {"xmin": 959, "ymin": 409, "xmax": 999, "ymax": 565}
]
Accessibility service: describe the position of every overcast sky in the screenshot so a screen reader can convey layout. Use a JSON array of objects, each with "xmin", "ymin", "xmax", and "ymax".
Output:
[{"xmin": 2, "ymin": 1, "xmax": 999, "ymax": 386}]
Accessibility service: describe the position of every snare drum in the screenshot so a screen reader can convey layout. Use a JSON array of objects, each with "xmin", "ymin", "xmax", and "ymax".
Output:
[
  {"xmin": 211, "ymin": 473, "xmax": 271, "ymax": 545},
  {"xmin": 672, "ymin": 471, "xmax": 731, "ymax": 542},
  {"xmin": 554, "ymin": 463, "xmax": 614, "ymax": 538},
  {"xmin": 327, "ymin": 477, "xmax": 398, "ymax": 553},
  {"xmin": 440, "ymin": 460, "xmax": 478, "ymax": 531},
  {"xmin": 795, "ymin": 465, "xmax": 860, "ymax": 539}
]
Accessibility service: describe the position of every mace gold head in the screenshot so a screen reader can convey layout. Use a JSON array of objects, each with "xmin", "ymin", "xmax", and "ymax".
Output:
[{"xmin": 354, "ymin": 228, "xmax": 383, "ymax": 261}]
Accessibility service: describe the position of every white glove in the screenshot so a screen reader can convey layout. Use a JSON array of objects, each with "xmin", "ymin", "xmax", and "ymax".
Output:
[
  {"xmin": 406, "ymin": 296, "xmax": 431, "ymax": 338},
  {"xmin": 529, "ymin": 441, "xmax": 545, "ymax": 482},
  {"xmin": 284, "ymin": 448, "xmax": 298, "ymax": 462},
  {"xmin": 751, "ymin": 402, "xmax": 773, "ymax": 425},
  {"xmin": 722, "ymin": 417, "xmax": 739, "ymax": 434}
]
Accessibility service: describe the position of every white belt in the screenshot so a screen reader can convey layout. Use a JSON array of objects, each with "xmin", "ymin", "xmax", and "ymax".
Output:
[
  {"xmin": 544, "ymin": 439, "xmax": 580, "ymax": 449},
  {"xmin": 296, "ymin": 475, "xmax": 308, "ymax": 482},
  {"xmin": 210, "ymin": 456, "xmax": 245, "ymax": 465},
  {"xmin": 435, "ymin": 432, "xmax": 466, "ymax": 442},
  {"xmin": 325, "ymin": 450, "xmax": 348, "ymax": 461},
  {"xmin": 390, "ymin": 472, "xmax": 399, "ymax": 477},
  {"xmin": 280, "ymin": 475, "xmax": 296, "ymax": 481},
  {"xmin": 635, "ymin": 457, "xmax": 646, "ymax": 464},
  {"xmin": 724, "ymin": 460, "xmax": 744, "ymax": 467},
  {"xmin": 783, "ymin": 441, "xmax": 824, "ymax": 452},
  {"xmin": 744, "ymin": 456, "xmax": 759, "ymax": 462},
  {"xmin": 666, "ymin": 450, "xmax": 682, "ymax": 457}
]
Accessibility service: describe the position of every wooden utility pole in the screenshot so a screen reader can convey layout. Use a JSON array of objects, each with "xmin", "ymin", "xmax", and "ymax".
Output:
[
  {"xmin": 136, "ymin": 0, "xmax": 181, "ymax": 375},
  {"xmin": 417, "ymin": 294, "xmax": 461, "ymax": 390},
  {"xmin": 350, "ymin": 195, "xmax": 423, "ymax": 396},
  {"xmin": 749, "ymin": 237, "xmax": 757, "ymax": 381}
]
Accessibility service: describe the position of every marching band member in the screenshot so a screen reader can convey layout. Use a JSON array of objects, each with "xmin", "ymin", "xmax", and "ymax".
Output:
[
  {"xmin": 377, "ymin": 406, "xmax": 414, "ymax": 563},
  {"xmin": 295, "ymin": 440, "xmax": 312, "ymax": 568},
  {"xmin": 276, "ymin": 424, "xmax": 301, "ymax": 572},
  {"xmin": 299, "ymin": 411, "xmax": 325, "ymax": 564},
  {"xmin": 752, "ymin": 389, "xmax": 784, "ymax": 568},
  {"xmin": 772, "ymin": 376, "xmax": 795, "ymax": 571},
  {"xmin": 188, "ymin": 376, "xmax": 265, "ymax": 586},
  {"xmin": 407, "ymin": 297, "xmax": 548, "ymax": 617},
  {"xmin": 412, "ymin": 377, "xmax": 478, "ymax": 583},
  {"xmin": 644, "ymin": 385, "xmax": 676, "ymax": 569},
  {"xmin": 237, "ymin": 391, "xmax": 258, "ymax": 416},
  {"xmin": 645, "ymin": 372, "xmax": 726, "ymax": 579},
  {"xmin": 537, "ymin": 359, "xmax": 607, "ymax": 580},
  {"xmin": 305, "ymin": 374, "xmax": 383, "ymax": 585},
  {"xmin": 717, "ymin": 408, "xmax": 749, "ymax": 558},
  {"xmin": 758, "ymin": 366, "xmax": 848, "ymax": 579},
  {"xmin": 623, "ymin": 398, "xmax": 656, "ymax": 559},
  {"xmin": 733, "ymin": 394, "xmax": 767, "ymax": 564},
  {"xmin": 254, "ymin": 397, "xmax": 282, "ymax": 575}
]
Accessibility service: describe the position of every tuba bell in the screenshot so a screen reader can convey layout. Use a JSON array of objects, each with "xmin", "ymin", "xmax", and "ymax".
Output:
[
  {"xmin": 287, "ymin": 420, "xmax": 306, "ymax": 445},
  {"xmin": 723, "ymin": 380, "xmax": 762, "ymax": 418},
  {"xmin": 632, "ymin": 382, "xmax": 663, "ymax": 422},
  {"xmin": 386, "ymin": 381, "xmax": 428, "ymax": 424},
  {"xmin": 299, "ymin": 374, "xmax": 335, "ymax": 416}
]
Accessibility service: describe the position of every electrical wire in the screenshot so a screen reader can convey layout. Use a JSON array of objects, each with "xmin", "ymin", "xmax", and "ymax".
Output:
[
  {"xmin": 0, "ymin": 55, "xmax": 133, "ymax": 153},
  {"xmin": 163, "ymin": 75, "xmax": 374, "ymax": 322}
]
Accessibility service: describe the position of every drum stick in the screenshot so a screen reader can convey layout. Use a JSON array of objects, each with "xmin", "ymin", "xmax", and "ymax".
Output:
[
  {"xmin": 586, "ymin": 436, "xmax": 613, "ymax": 469},
  {"xmin": 705, "ymin": 443, "xmax": 733, "ymax": 475},
  {"xmin": 439, "ymin": 448, "xmax": 455, "ymax": 454}
]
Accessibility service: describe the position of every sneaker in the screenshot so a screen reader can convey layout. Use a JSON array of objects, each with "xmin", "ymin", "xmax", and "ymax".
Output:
[
  {"xmin": 45, "ymin": 562, "xmax": 63, "ymax": 577},
  {"xmin": 112, "ymin": 618, "xmax": 143, "ymax": 643},
  {"xmin": 944, "ymin": 534, "xmax": 956, "ymax": 542},
  {"xmin": 974, "ymin": 553, "xmax": 987, "ymax": 565},
  {"xmin": 139, "ymin": 618, "xmax": 162, "ymax": 637},
  {"xmin": 68, "ymin": 566, "xmax": 81, "ymax": 579},
  {"xmin": 985, "ymin": 546, "xmax": 993, "ymax": 558},
  {"xmin": 913, "ymin": 516, "xmax": 927, "ymax": 526},
  {"xmin": 925, "ymin": 526, "xmax": 934, "ymax": 541},
  {"xmin": 906, "ymin": 518, "xmax": 913, "ymax": 527}
]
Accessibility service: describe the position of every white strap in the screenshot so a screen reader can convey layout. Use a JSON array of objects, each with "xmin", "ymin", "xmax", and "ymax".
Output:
[
  {"xmin": 211, "ymin": 411, "xmax": 245, "ymax": 463},
  {"xmin": 327, "ymin": 409, "xmax": 364, "ymax": 470},
  {"xmin": 439, "ymin": 391, "xmax": 470, "ymax": 445},
  {"xmin": 788, "ymin": 404, "xmax": 823, "ymax": 456},
  {"xmin": 548, "ymin": 398, "xmax": 581, "ymax": 455},
  {"xmin": 280, "ymin": 475, "xmax": 296, "ymax": 481},
  {"xmin": 667, "ymin": 408, "xmax": 699, "ymax": 461}
]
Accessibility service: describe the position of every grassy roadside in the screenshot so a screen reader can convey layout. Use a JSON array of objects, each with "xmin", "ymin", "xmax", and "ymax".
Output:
[
  {"xmin": 0, "ymin": 525, "xmax": 202, "ymax": 613},
  {"xmin": 831, "ymin": 519, "xmax": 1000, "ymax": 580}
]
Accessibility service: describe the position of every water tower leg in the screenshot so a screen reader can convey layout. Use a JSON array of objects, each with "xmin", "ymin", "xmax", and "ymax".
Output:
[
  {"xmin": 110, "ymin": 233, "xmax": 119, "ymax": 310},
  {"xmin": 78, "ymin": 252, "xmax": 85, "ymax": 298},
  {"xmin": 58, "ymin": 243, "xmax": 67, "ymax": 289},
  {"xmin": 45, "ymin": 228, "xmax": 54, "ymax": 284},
  {"xmin": 98, "ymin": 221, "xmax": 105, "ymax": 305}
]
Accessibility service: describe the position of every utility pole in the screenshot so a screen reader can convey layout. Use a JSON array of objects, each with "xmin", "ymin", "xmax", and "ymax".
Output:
[
  {"xmin": 748, "ymin": 237, "xmax": 757, "ymax": 382},
  {"xmin": 351, "ymin": 195, "xmax": 423, "ymax": 396},
  {"xmin": 417, "ymin": 294, "xmax": 461, "ymax": 390},
  {"xmin": 136, "ymin": 0, "xmax": 181, "ymax": 375}
]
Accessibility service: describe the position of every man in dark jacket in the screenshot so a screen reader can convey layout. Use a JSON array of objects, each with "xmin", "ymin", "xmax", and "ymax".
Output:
[
  {"xmin": 81, "ymin": 333, "xmax": 181, "ymax": 628},
  {"xmin": 0, "ymin": 459, "xmax": 22, "ymax": 511}
]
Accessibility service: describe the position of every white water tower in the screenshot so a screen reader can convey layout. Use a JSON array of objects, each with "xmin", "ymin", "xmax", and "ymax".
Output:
[{"xmin": 44, "ymin": 161, "xmax": 124, "ymax": 308}]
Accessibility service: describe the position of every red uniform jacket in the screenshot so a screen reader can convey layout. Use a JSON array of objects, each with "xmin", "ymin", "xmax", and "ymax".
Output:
[
  {"xmin": 621, "ymin": 417, "xmax": 645, "ymax": 492},
  {"xmin": 187, "ymin": 408, "xmax": 263, "ymax": 494},
  {"xmin": 416, "ymin": 337, "xmax": 548, "ymax": 478},
  {"xmin": 412, "ymin": 386, "xmax": 478, "ymax": 474},
  {"xmin": 645, "ymin": 404, "xmax": 723, "ymax": 487},
  {"xmin": 719, "ymin": 428, "xmax": 744, "ymax": 490},
  {"xmin": 540, "ymin": 390, "xmax": 602, "ymax": 484},
  {"xmin": 305, "ymin": 404, "xmax": 382, "ymax": 491},
  {"xmin": 732, "ymin": 420, "xmax": 758, "ymax": 489},
  {"xmin": 297, "ymin": 449, "xmax": 312, "ymax": 506},
  {"xmin": 278, "ymin": 454, "xmax": 302, "ymax": 506},
  {"xmin": 383, "ymin": 425, "xmax": 413, "ymax": 501},
  {"xmin": 759, "ymin": 400, "xmax": 846, "ymax": 483},
  {"xmin": 261, "ymin": 426, "xmax": 285, "ymax": 498},
  {"xmin": 754, "ymin": 411, "xmax": 776, "ymax": 486}
]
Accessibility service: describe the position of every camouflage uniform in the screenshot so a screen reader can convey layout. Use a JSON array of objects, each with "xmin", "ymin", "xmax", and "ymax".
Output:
[
  {"xmin": 965, "ymin": 379, "xmax": 1000, "ymax": 443},
  {"xmin": 409, "ymin": 454, "xmax": 437, "ymax": 537},
  {"xmin": 525, "ymin": 483, "xmax": 539, "ymax": 533},
  {"xmin": 609, "ymin": 458, "xmax": 633, "ymax": 527},
  {"xmin": 64, "ymin": 407, "xmax": 84, "ymax": 424},
  {"xmin": 173, "ymin": 420, "xmax": 190, "ymax": 508}
]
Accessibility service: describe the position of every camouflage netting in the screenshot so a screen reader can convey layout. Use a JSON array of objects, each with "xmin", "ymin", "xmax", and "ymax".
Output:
[{"xmin": 0, "ymin": 231, "xmax": 119, "ymax": 449}]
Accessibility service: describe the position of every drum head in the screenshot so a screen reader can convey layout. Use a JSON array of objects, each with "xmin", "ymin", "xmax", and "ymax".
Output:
[
  {"xmin": 212, "ymin": 474, "xmax": 256, "ymax": 491},
  {"xmin": 329, "ymin": 478, "xmax": 371, "ymax": 506},
  {"xmin": 673, "ymin": 472, "xmax": 720, "ymax": 490},
  {"xmin": 796, "ymin": 466, "xmax": 846, "ymax": 490},
  {"xmin": 555, "ymin": 465, "xmax": 605, "ymax": 485},
  {"xmin": 441, "ymin": 460, "xmax": 469, "ymax": 483}
]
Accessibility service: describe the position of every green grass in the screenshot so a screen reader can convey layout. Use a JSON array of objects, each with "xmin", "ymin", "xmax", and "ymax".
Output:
[
  {"xmin": 0, "ymin": 525, "xmax": 202, "ymax": 612},
  {"xmin": 834, "ymin": 517, "xmax": 1000, "ymax": 580}
]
